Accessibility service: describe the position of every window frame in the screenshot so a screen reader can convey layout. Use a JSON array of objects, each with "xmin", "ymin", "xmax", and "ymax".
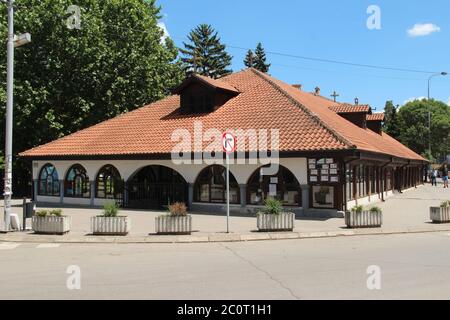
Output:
[{"xmin": 38, "ymin": 164, "xmax": 60, "ymax": 197}]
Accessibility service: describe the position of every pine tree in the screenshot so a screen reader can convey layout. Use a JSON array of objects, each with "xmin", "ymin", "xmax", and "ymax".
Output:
[
  {"xmin": 180, "ymin": 24, "xmax": 232, "ymax": 79},
  {"xmin": 244, "ymin": 49, "xmax": 255, "ymax": 68},
  {"xmin": 253, "ymin": 43, "xmax": 271, "ymax": 73},
  {"xmin": 383, "ymin": 100, "xmax": 400, "ymax": 139}
]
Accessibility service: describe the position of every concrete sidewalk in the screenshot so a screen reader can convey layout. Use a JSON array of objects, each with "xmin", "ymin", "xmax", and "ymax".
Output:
[{"xmin": 1, "ymin": 183, "xmax": 449, "ymax": 244}]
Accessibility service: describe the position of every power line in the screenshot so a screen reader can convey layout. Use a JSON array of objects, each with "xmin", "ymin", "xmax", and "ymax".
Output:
[{"xmin": 1, "ymin": 3, "xmax": 443, "ymax": 75}]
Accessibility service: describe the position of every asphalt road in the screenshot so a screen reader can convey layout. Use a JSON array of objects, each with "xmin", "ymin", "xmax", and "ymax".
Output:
[{"xmin": 1, "ymin": 233, "xmax": 450, "ymax": 300}]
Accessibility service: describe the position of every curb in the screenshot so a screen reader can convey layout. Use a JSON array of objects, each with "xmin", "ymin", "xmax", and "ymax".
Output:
[{"xmin": 1, "ymin": 227, "xmax": 450, "ymax": 244}]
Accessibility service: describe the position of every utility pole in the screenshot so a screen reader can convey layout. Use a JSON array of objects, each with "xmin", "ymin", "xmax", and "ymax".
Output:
[
  {"xmin": 3, "ymin": 0, "xmax": 15, "ymax": 232},
  {"xmin": 2, "ymin": 0, "xmax": 31, "ymax": 231}
]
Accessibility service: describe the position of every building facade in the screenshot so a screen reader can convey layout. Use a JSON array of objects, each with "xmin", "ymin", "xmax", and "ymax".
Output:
[{"xmin": 21, "ymin": 69, "xmax": 426, "ymax": 217}]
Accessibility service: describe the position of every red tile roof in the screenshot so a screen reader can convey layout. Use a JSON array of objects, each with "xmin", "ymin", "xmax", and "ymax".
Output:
[
  {"xmin": 329, "ymin": 104, "xmax": 371, "ymax": 114},
  {"xmin": 367, "ymin": 113, "xmax": 386, "ymax": 121},
  {"xmin": 20, "ymin": 68, "xmax": 425, "ymax": 161}
]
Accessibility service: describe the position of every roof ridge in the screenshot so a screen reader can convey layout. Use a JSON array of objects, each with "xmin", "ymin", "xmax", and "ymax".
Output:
[{"xmin": 249, "ymin": 68, "xmax": 356, "ymax": 149}]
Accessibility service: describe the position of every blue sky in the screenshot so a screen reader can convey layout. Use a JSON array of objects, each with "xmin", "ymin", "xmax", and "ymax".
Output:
[{"xmin": 157, "ymin": 0, "xmax": 450, "ymax": 111}]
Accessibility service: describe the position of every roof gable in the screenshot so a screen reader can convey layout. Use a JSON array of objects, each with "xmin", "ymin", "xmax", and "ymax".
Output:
[{"xmin": 171, "ymin": 74, "xmax": 239, "ymax": 95}]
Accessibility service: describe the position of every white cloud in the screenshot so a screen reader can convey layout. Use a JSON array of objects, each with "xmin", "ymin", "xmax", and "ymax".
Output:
[
  {"xmin": 447, "ymin": 97, "xmax": 450, "ymax": 106},
  {"xmin": 157, "ymin": 22, "xmax": 170, "ymax": 43},
  {"xmin": 404, "ymin": 97, "xmax": 426, "ymax": 104},
  {"xmin": 407, "ymin": 23, "xmax": 441, "ymax": 37}
]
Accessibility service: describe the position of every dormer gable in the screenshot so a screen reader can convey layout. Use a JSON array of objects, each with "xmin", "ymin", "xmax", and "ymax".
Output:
[
  {"xmin": 171, "ymin": 74, "xmax": 240, "ymax": 114},
  {"xmin": 329, "ymin": 103, "xmax": 372, "ymax": 129},
  {"xmin": 366, "ymin": 113, "xmax": 385, "ymax": 134}
]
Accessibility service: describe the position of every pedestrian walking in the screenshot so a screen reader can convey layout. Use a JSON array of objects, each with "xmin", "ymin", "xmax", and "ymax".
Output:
[
  {"xmin": 431, "ymin": 169, "xmax": 438, "ymax": 187},
  {"xmin": 443, "ymin": 165, "xmax": 449, "ymax": 189}
]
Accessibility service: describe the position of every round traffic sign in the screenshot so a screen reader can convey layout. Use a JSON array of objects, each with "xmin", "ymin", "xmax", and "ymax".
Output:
[{"xmin": 222, "ymin": 132, "xmax": 237, "ymax": 154}]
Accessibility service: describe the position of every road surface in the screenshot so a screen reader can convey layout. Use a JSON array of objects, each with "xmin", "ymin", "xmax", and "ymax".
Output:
[{"xmin": 1, "ymin": 233, "xmax": 450, "ymax": 300}]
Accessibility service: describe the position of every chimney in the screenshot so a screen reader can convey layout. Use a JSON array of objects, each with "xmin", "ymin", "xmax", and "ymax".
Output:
[
  {"xmin": 292, "ymin": 84, "xmax": 302, "ymax": 91},
  {"xmin": 314, "ymin": 87, "xmax": 321, "ymax": 96}
]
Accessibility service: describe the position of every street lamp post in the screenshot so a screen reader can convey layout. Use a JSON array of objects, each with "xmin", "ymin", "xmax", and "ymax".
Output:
[
  {"xmin": 2, "ymin": 0, "xmax": 31, "ymax": 231},
  {"xmin": 426, "ymin": 72, "xmax": 447, "ymax": 159}
]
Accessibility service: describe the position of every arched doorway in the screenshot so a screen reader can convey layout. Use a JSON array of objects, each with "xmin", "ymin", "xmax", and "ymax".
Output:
[
  {"xmin": 95, "ymin": 165, "xmax": 123, "ymax": 202},
  {"xmin": 194, "ymin": 165, "xmax": 240, "ymax": 204},
  {"xmin": 247, "ymin": 165, "xmax": 301, "ymax": 207},
  {"xmin": 127, "ymin": 166, "xmax": 188, "ymax": 209}
]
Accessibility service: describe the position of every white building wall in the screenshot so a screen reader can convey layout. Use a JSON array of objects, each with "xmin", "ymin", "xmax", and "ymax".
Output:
[
  {"xmin": 33, "ymin": 158, "xmax": 308, "ymax": 185},
  {"xmin": 33, "ymin": 157, "xmax": 309, "ymax": 205}
]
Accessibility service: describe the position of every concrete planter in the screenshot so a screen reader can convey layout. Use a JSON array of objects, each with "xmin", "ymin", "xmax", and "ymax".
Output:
[
  {"xmin": 32, "ymin": 216, "xmax": 71, "ymax": 235},
  {"xmin": 257, "ymin": 213, "xmax": 295, "ymax": 232},
  {"xmin": 91, "ymin": 216, "xmax": 130, "ymax": 236},
  {"xmin": 430, "ymin": 207, "xmax": 450, "ymax": 223},
  {"xmin": 155, "ymin": 215, "xmax": 192, "ymax": 235},
  {"xmin": 345, "ymin": 211, "xmax": 382, "ymax": 229}
]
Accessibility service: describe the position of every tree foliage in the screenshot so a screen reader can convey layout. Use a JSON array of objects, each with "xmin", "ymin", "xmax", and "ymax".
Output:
[
  {"xmin": 243, "ymin": 49, "xmax": 255, "ymax": 68},
  {"xmin": 396, "ymin": 99, "xmax": 450, "ymax": 161},
  {"xmin": 180, "ymin": 24, "xmax": 232, "ymax": 79},
  {"xmin": 383, "ymin": 100, "xmax": 400, "ymax": 139},
  {"xmin": 243, "ymin": 43, "xmax": 271, "ymax": 73},
  {"xmin": 0, "ymin": 0, "xmax": 183, "ymax": 195}
]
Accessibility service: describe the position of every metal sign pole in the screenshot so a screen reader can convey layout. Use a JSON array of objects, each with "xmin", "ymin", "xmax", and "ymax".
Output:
[{"xmin": 226, "ymin": 152, "xmax": 230, "ymax": 234}]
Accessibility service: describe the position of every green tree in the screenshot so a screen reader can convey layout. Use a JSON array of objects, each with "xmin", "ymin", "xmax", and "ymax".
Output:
[
  {"xmin": 0, "ymin": 0, "xmax": 183, "ymax": 196},
  {"xmin": 244, "ymin": 49, "xmax": 255, "ymax": 68},
  {"xmin": 253, "ymin": 42, "xmax": 270, "ymax": 73},
  {"xmin": 396, "ymin": 99, "xmax": 450, "ymax": 161},
  {"xmin": 383, "ymin": 100, "xmax": 400, "ymax": 139},
  {"xmin": 180, "ymin": 24, "xmax": 232, "ymax": 79}
]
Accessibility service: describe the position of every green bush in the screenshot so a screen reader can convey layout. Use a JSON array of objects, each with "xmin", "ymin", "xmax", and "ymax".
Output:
[
  {"xmin": 261, "ymin": 198, "xmax": 283, "ymax": 215},
  {"xmin": 441, "ymin": 201, "xmax": 450, "ymax": 208},
  {"xmin": 36, "ymin": 210, "xmax": 48, "ymax": 217},
  {"xmin": 103, "ymin": 202, "xmax": 119, "ymax": 217},
  {"xmin": 50, "ymin": 209, "xmax": 63, "ymax": 217},
  {"xmin": 351, "ymin": 205, "xmax": 364, "ymax": 214},
  {"xmin": 369, "ymin": 206, "xmax": 382, "ymax": 214}
]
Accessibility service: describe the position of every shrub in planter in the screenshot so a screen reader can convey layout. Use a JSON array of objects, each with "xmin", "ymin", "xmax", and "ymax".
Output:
[
  {"xmin": 257, "ymin": 198, "xmax": 295, "ymax": 232},
  {"xmin": 32, "ymin": 209, "xmax": 71, "ymax": 235},
  {"xmin": 430, "ymin": 201, "xmax": 450, "ymax": 223},
  {"xmin": 91, "ymin": 202, "xmax": 130, "ymax": 236},
  {"xmin": 345, "ymin": 205, "xmax": 383, "ymax": 229},
  {"xmin": 156, "ymin": 202, "xmax": 192, "ymax": 235}
]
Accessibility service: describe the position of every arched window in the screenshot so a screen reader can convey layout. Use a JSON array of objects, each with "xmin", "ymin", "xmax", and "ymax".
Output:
[
  {"xmin": 194, "ymin": 166, "xmax": 240, "ymax": 204},
  {"xmin": 247, "ymin": 165, "xmax": 301, "ymax": 207},
  {"xmin": 95, "ymin": 165, "xmax": 122, "ymax": 199},
  {"xmin": 38, "ymin": 164, "xmax": 60, "ymax": 196},
  {"xmin": 65, "ymin": 164, "xmax": 90, "ymax": 198}
]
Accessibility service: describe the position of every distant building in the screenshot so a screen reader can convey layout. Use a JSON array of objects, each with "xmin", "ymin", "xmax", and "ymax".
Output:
[{"xmin": 20, "ymin": 69, "xmax": 427, "ymax": 217}]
